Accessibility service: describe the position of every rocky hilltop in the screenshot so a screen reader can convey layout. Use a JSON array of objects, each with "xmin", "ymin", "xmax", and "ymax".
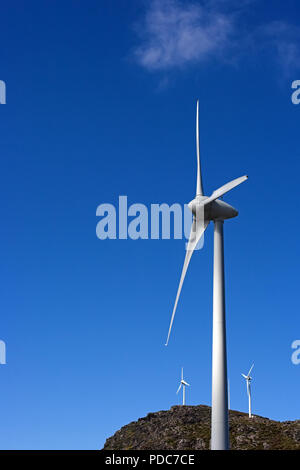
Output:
[{"xmin": 103, "ymin": 405, "xmax": 300, "ymax": 450}]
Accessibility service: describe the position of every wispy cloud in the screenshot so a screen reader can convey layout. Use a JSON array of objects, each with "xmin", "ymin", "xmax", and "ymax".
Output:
[
  {"xmin": 133, "ymin": 0, "xmax": 300, "ymax": 75},
  {"xmin": 255, "ymin": 21, "xmax": 300, "ymax": 74},
  {"xmin": 134, "ymin": 0, "xmax": 235, "ymax": 71}
]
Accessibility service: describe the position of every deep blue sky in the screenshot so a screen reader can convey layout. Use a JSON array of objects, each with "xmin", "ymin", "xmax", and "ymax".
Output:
[{"xmin": 1, "ymin": 0, "xmax": 300, "ymax": 450}]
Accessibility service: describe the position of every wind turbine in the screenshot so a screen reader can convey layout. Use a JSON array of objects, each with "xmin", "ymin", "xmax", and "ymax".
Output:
[
  {"xmin": 176, "ymin": 367, "xmax": 190, "ymax": 405},
  {"xmin": 242, "ymin": 364, "xmax": 254, "ymax": 418},
  {"xmin": 165, "ymin": 101, "xmax": 248, "ymax": 450}
]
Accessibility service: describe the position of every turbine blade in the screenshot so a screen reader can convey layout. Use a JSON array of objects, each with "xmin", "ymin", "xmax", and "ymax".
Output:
[
  {"xmin": 203, "ymin": 175, "xmax": 248, "ymax": 206},
  {"xmin": 241, "ymin": 373, "xmax": 247, "ymax": 379},
  {"xmin": 183, "ymin": 381, "xmax": 190, "ymax": 386},
  {"xmin": 176, "ymin": 383, "xmax": 182, "ymax": 394},
  {"xmin": 165, "ymin": 219, "xmax": 209, "ymax": 346},
  {"xmin": 248, "ymin": 363, "xmax": 254, "ymax": 376},
  {"xmin": 196, "ymin": 100, "xmax": 204, "ymax": 196}
]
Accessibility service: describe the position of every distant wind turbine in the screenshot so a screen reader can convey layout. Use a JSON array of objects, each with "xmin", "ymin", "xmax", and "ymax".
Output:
[
  {"xmin": 176, "ymin": 368, "xmax": 190, "ymax": 406},
  {"xmin": 165, "ymin": 101, "xmax": 248, "ymax": 450},
  {"xmin": 242, "ymin": 364, "xmax": 254, "ymax": 418}
]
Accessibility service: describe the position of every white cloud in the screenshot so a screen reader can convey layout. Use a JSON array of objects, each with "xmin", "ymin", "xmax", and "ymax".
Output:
[
  {"xmin": 134, "ymin": 0, "xmax": 235, "ymax": 71},
  {"xmin": 256, "ymin": 21, "xmax": 300, "ymax": 74},
  {"xmin": 133, "ymin": 0, "xmax": 300, "ymax": 75}
]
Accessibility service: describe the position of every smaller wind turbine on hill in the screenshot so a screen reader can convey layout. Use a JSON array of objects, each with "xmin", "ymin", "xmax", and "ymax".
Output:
[
  {"xmin": 176, "ymin": 368, "xmax": 190, "ymax": 406},
  {"xmin": 241, "ymin": 364, "xmax": 254, "ymax": 418}
]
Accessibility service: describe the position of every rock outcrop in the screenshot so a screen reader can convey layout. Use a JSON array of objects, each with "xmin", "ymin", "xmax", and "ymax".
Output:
[{"xmin": 103, "ymin": 405, "xmax": 300, "ymax": 450}]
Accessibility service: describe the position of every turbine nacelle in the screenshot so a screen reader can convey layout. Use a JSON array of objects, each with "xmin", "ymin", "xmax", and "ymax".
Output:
[
  {"xmin": 181, "ymin": 380, "xmax": 190, "ymax": 386},
  {"xmin": 243, "ymin": 376, "xmax": 252, "ymax": 381},
  {"xmin": 188, "ymin": 198, "xmax": 238, "ymax": 221}
]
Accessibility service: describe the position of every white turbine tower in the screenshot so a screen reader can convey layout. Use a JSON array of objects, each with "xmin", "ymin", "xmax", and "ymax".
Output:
[
  {"xmin": 176, "ymin": 368, "xmax": 190, "ymax": 406},
  {"xmin": 165, "ymin": 101, "xmax": 248, "ymax": 450},
  {"xmin": 242, "ymin": 364, "xmax": 254, "ymax": 418}
]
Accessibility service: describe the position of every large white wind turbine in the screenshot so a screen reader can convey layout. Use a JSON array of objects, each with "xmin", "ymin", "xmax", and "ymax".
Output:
[
  {"xmin": 165, "ymin": 101, "xmax": 248, "ymax": 450},
  {"xmin": 242, "ymin": 364, "xmax": 254, "ymax": 418},
  {"xmin": 176, "ymin": 368, "xmax": 190, "ymax": 406}
]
